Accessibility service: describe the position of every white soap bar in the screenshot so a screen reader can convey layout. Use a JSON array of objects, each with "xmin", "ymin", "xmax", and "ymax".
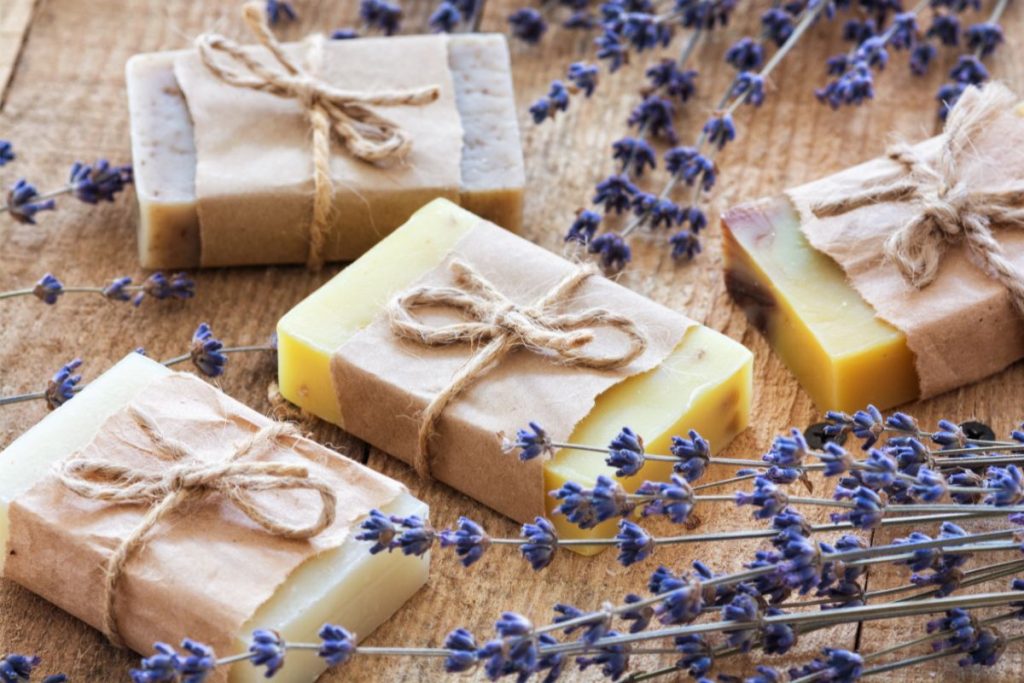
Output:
[{"xmin": 0, "ymin": 354, "xmax": 428, "ymax": 683}]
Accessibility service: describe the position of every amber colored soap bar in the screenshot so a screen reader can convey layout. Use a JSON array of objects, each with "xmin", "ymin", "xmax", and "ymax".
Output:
[
  {"xmin": 126, "ymin": 34, "xmax": 524, "ymax": 269},
  {"xmin": 723, "ymin": 197, "xmax": 918, "ymax": 413},
  {"xmin": 278, "ymin": 199, "xmax": 753, "ymax": 550}
]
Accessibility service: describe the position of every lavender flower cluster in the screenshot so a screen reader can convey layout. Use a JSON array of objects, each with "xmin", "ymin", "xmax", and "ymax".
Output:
[{"xmin": 1, "ymin": 153, "xmax": 133, "ymax": 224}]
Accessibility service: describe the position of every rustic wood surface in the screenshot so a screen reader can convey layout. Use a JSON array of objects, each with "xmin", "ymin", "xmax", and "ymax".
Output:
[{"xmin": 1, "ymin": 0, "xmax": 1023, "ymax": 680}]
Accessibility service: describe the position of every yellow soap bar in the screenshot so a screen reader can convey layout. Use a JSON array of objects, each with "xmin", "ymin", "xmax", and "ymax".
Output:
[
  {"xmin": 722, "ymin": 197, "xmax": 918, "ymax": 413},
  {"xmin": 279, "ymin": 199, "xmax": 753, "ymax": 548}
]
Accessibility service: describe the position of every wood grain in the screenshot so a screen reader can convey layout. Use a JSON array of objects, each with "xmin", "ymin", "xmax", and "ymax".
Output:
[{"xmin": 0, "ymin": 0, "xmax": 1022, "ymax": 681}]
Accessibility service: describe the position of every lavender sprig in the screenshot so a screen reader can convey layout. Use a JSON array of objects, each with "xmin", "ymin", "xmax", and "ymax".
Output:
[
  {"xmin": 1, "ymin": 160, "xmax": 132, "ymax": 223},
  {"xmin": 0, "ymin": 272, "xmax": 196, "ymax": 307}
]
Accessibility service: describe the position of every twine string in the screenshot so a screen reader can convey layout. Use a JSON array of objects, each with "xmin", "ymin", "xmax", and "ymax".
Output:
[
  {"xmin": 195, "ymin": 1, "xmax": 440, "ymax": 270},
  {"xmin": 812, "ymin": 83, "xmax": 1024, "ymax": 315},
  {"xmin": 57, "ymin": 405, "xmax": 337, "ymax": 647},
  {"xmin": 387, "ymin": 259, "xmax": 649, "ymax": 479}
]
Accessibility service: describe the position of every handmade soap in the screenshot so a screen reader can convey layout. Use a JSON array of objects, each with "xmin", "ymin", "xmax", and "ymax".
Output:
[
  {"xmin": 0, "ymin": 353, "xmax": 428, "ymax": 683},
  {"xmin": 127, "ymin": 33, "xmax": 524, "ymax": 269},
  {"xmin": 278, "ymin": 199, "xmax": 753, "ymax": 548},
  {"xmin": 723, "ymin": 197, "xmax": 918, "ymax": 413},
  {"xmin": 725, "ymin": 86, "xmax": 1024, "ymax": 412}
]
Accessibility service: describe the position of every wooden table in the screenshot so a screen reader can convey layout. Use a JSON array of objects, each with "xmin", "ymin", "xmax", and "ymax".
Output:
[{"xmin": 2, "ymin": 0, "xmax": 1023, "ymax": 680}]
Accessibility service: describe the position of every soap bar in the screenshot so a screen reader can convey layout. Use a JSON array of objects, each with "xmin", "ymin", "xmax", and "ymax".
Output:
[
  {"xmin": 278, "ymin": 199, "xmax": 753, "ymax": 547},
  {"xmin": 725, "ymin": 88, "xmax": 1024, "ymax": 412},
  {"xmin": 127, "ymin": 34, "xmax": 524, "ymax": 269},
  {"xmin": 0, "ymin": 353, "xmax": 428, "ymax": 683},
  {"xmin": 723, "ymin": 197, "xmax": 918, "ymax": 413}
]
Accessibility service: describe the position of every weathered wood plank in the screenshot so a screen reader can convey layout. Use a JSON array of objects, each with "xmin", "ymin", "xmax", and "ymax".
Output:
[{"xmin": 0, "ymin": 0, "xmax": 36, "ymax": 105}]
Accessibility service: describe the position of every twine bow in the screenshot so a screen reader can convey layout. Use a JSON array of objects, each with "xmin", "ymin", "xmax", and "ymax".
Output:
[
  {"xmin": 57, "ymin": 405, "xmax": 337, "ymax": 647},
  {"xmin": 812, "ymin": 83, "xmax": 1024, "ymax": 316},
  {"xmin": 196, "ymin": 2, "xmax": 440, "ymax": 270},
  {"xmin": 387, "ymin": 259, "xmax": 649, "ymax": 479}
]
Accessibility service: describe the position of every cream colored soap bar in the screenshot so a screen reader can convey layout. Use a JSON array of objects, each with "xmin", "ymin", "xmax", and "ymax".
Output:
[
  {"xmin": 0, "ymin": 354, "xmax": 428, "ymax": 683},
  {"xmin": 722, "ymin": 197, "xmax": 918, "ymax": 413},
  {"xmin": 127, "ymin": 34, "xmax": 525, "ymax": 269},
  {"xmin": 278, "ymin": 200, "xmax": 753, "ymax": 549}
]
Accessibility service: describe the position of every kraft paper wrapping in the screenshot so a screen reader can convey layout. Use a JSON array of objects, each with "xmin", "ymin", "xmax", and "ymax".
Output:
[
  {"xmin": 330, "ymin": 220, "xmax": 694, "ymax": 523},
  {"xmin": 173, "ymin": 35, "xmax": 464, "ymax": 267},
  {"xmin": 5, "ymin": 372, "xmax": 403, "ymax": 661},
  {"xmin": 787, "ymin": 90, "xmax": 1024, "ymax": 398}
]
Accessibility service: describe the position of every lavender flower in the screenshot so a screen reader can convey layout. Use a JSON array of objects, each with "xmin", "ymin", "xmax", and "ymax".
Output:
[
  {"xmin": 732, "ymin": 71, "xmax": 766, "ymax": 106},
  {"xmin": 612, "ymin": 137, "xmax": 656, "ymax": 176},
  {"xmin": 6, "ymin": 179, "xmax": 56, "ymax": 224},
  {"xmin": 725, "ymin": 37, "xmax": 764, "ymax": 71},
  {"xmin": 843, "ymin": 18, "xmax": 877, "ymax": 43},
  {"xmin": 927, "ymin": 609, "xmax": 978, "ymax": 653},
  {"xmin": 68, "ymin": 160, "xmax": 132, "ymax": 204},
  {"xmin": 331, "ymin": 28, "xmax": 360, "ymax": 39},
  {"xmin": 360, "ymin": 0, "xmax": 402, "ymax": 34},
  {"xmin": 910, "ymin": 43, "xmax": 937, "ymax": 75},
  {"xmin": 928, "ymin": 13, "xmax": 961, "ymax": 46},
  {"xmin": 621, "ymin": 594, "xmax": 654, "ymax": 633},
  {"xmin": 911, "ymin": 467, "xmax": 947, "ymax": 502},
  {"xmin": 356, "ymin": 509, "xmax": 397, "ymax": 554},
  {"xmin": 575, "ymin": 631, "xmax": 630, "ymax": 679},
  {"xmin": 45, "ymin": 358, "xmax": 83, "ymax": 410},
  {"xmin": 670, "ymin": 230, "xmax": 702, "ymax": 261},
  {"xmin": 656, "ymin": 576, "xmax": 704, "ymax": 624},
  {"xmin": 615, "ymin": 519, "xmax": 655, "ymax": 566},
  {"xmin": 722, "ymin": 593, "xmax": 760, "ymax": 651},
  {"xmin": 949, "ymin": 55, "xmax": 989, "ymax": 85},
  {"xmin": 674, "ymin": 634, "xmax": 713, "ymax": 677},
  {"xmin": 593, "ymin": 174, "xmax": 638, "ymax": 214},
  {"xmin": 249, "ymin": 630, "xmax": 286, "ymax": 677},
  {"xmin": 596, "ymin": 30, "xmax": 627, "ymax": 72},
  {"xmin": 790, "ymin": 648, "xmax": 863, "ymax": 682},
  {"xmin": 638, "ymin": 474, "xmax": 695, "ymax": 524},
  {"xmin": 568, "ymin": 62, "xmax": 599, "ymax": 96},
  {"xmin": 551, "ymin": 475, "xmax": 633, "ymax": 528},
  {"xmin": 702, "ymin": 113, "xmax": 735, "ymax": 150},
  {"xmin": 958, "ymin": 627, "xmax": 1004, "ymax": 667},
  {"xmin": 670, "ymin": 430, "xmax": 710, "ymax": 482},
  {"xmin": 135, "ymin": 272, "xmax": 195, "ymax": 306},
  {"xmin": 520, "ymin": 516, "xmax": 558, "ymax": 570},
  {"xmin": 32, "ymin": 273, "xmax": 63, "ymax": 304},
  {"xmin": 889, "ymin": 12, "xmax": 919, "ymax": 50},
  {"xmin": 554, "ymin": 603, "xmax": 610, "ymax": 644},
  {"xmin": 735, "ymin": 476, "xmax": 789, "ymax": 520},
  {"xmin": 831, "ymin": 485, "xmax": 884, "ymax": 529},
  {"xmin": 391, "ymin": 514, "xmax": 437, "ymax": 557},
  {"xmin": 0, "ymin": 140, "xmax": 13, "ymax": 166},
  {"xmin": 645, "ymin": 59, "xmax": 698, "ymax": 102},
  {"xmin": 966, "ymin": 22, "xmax": 1003, "ymax": 57},
  {"xmin": 318, "ymin": 624, "xmax": 355, "ymax": 667},
  {"xmin": 588, "ymin": 233, "xmax": 632, "ymax": 271},
  {"xmin": 985, "ymin": 465, "xmax": 1024, "ymax": 506},
  {"xmin": 565, "ymin": 209, "xmax": 602, "ymax": 244},
  {"xmin": 429, "ymin": 1, "xmax": 462, "ymax": 32},
  {"xmin": 442, "ymin": 628, "xmax": 479, "ymax": 673},
  {"xmin": 102, "ymin": 276, "xmax": 133, "ymax": 302},
  {"xmin": 607, "ymin": 426, "xmax": 645, "ymax": 476},
  {"xmin": 131, "ymin": 644, "xmax": 179, "ymax": 683},
  {"xmin": 664, "ymin": 147, "xmax": 715, "ymax": 190},
  {"xmin": 440, "ymin": 516, "xmax": 490, "ymax": 567},
  {"xmin": 0, "ymin": 655, "xmax": 41, "ymax": 681},
  {"xmin": 851, "ymin": 405, "xmax": 885, "ymax": 448},
  {"xmin": 628, "ymin": 96, "xmax": 677, "ymax": 143},
  {"xmin": 190, "ymin": 323, "xmax": 227, "ymax": 377},
  {"xmin": 761, "ymin": 8, "xmax": 793, "ymax": 46},
  {"xmin": 508, "ymin": 8, "xmax": 547, "ymax": 43},
  {"xmin": 176, "ymin": 639, "xmax": 216, "ymax": 683},
  {"xmin": 816, "ymin": 61, "xmax": 874, "ymax": 108},
  {"xmin": 265, "ymin": 0, "xmax": 297, "ymax": 24},
  {"xmin": 502, "ymin": 421, "xmax": 553, "ymax": 461}
]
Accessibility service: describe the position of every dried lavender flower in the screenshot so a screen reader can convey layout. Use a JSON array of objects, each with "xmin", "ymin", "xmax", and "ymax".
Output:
[
  {"xmin": 360, "ymin": 0, "xmax": 402, "ymax": 34},
  {"xmin": 45, "ymin": 358, "xmax": 83, "ymax": 410},
  {"xmin": 508, "ymin": 8, "xmax": 547, "ymax": 43},
  {"xmin": 0, "ymin": 140, "xmax": 14, "ymax": 166},
  {"xmin": 429, "ymin": 1, "xmax": 462, "ymax": 32},
  {"xmin": 265, "ymin": 0, "xmax": 297, "ymax": 24},
  {"xmin": 248, "ymin": 630, "xmax": 286, "ymax": 677},
  {"xmin": 6, "ymin": 179, "xmax": 56, "ymax": 224},
  {"xmin": 190, "ymin": 323, "xmax": 227, "ymax": 377},
  {"xmin": 318, "ymin": 624, "xmax": 356, "ymax": 667},
  {"xmin": 32, "ymin": 273, "xmax": 64, "ymax": 305},
  {"xmin": 68, "ymin": 160, "xmax": 132, "ymax": 204}
]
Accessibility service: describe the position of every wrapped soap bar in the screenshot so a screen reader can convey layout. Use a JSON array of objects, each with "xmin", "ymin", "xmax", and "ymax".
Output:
[
  {"xmin": 0, "ymin": 353, "xmax": 428, "ymax": 683},
  {"xmin": 278, "ymin": 199, "xmax": 753, "ymax": 547},
  {"xmin": 724, "ymin": 84, "xmax": 1024, "ymax": 413},
  {"xmin": 126, "ymin": 3, "xmax": 524, "ymax": 270}
]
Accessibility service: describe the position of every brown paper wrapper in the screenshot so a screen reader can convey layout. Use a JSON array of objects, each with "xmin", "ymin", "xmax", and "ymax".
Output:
[
  {"xmin": 173, "ymin": 35, "xmax": 464, "ymax": 267},
  {"xmin": 5, "ymin": 372, "xmax": 403, "ymax": 659},
  {"xmin": 330, "ymin": 220, "xmax": 694, "ymax": 523},
  {"xmin": 786, "ymin": 90, "xmax": 1024, "ymax": 398}
]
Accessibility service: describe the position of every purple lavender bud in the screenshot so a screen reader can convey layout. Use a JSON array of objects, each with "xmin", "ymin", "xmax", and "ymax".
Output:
[
  {"xmin": 606, "ymin": 426, "xmax": 645, "ymax": 476},
  {"xmin": 355, "ymin": 509, "xmax": 397, "ymax": 554},
  {"xmin": 567, "ymin": 62, "xmax": 599, "ymax": 96},
  {"xmin": 502, "ymin": 421, "xmax": 553, "ymax": 461},
  {"xmin": 860, "ymin": 448, "xmax": 897, "ymax": 489},
  {"xmin": 732, "ymin": 71, "xmax": 766, "ymax": 106},
  {"xmin": 622, "ymin": 594, "xmax": 654, "ymax": 633},
  {"xmin": 190, "ymin": 322, "xmax": 227, "ymax": 377},
  {"xmin": 0, "ymin": 140, "xmax": 14, "ymax": 166},
  {"xmin": 6, "ymin": 178, "xmax": 56, "ymax": 224},
  {"xmin": 735, "ymin": 476, "xmax": 789, "ymax": 520},
  {"xmin": 548, "ymin": 80, "xmax": 570, "ymax": 112},
  {"xmin": 645, "ymin": 59, "xmax": 698, "ymax": 102},
  {"xmin": 32, "ymin": 273, "xmax": 64, "ymax": 305},
  {"xmin": 818, "ymin": 442, "xmax": 855, "ymax": 476},
  {"xmin": 895, "ymin": 530, "xmax": 938, "ymax": 571},
  {"xmin": 360, "ymin": 0, "xmax": 402, "ymax": 34},
  {"xmin": 130, "ymin": 644, "xmax": 177, "ymax": 683},
  {"xmin": 265, "ymin": 0, "xmax": 297, "ymax": 24},
  {"xmin": 551, "ymin": 475, "xmax": 634, "ymax": 528},
  {"xmin": 842, "ymin": 18, "xmax": 876, "ymax": 43},
  {"xmin": 928, "ymin": 13, "xmax": 961, "ymax": 46},
  {"xmin": 948, "ymin": 469, "xmax": 984, "ymax": 504},
  {"xmin": 674, "ymin": 634, "xmax": 713, "ymax": 677},
  {"xmin": 429, "ymin": 1, "xmax": 462, "ymax": 32},
  {"xmin": 669, "ymin": 230, "xmax": 701, "ymax": 261},
  {"xmin": 778, "ymin": 527, "xmax": 821, "ymax": 593},
  {"xmin": 933, "ymin": 418, "xmax": 966, "ymax": 448},
  {"xmin": 318, "ymin": 624, "xmax": 355, "ymax": 667},
  {"xmin": 135, "ymin": 271, "xmax": 195, "ymax": 306},
  {"xmin": 927, "ymin": 609, "xmax": 978, "ymax": 652},
  {"xmin": 722, "ymin": 593, "xmax": 760, "ymax": 651},
  {"xmin": 248, "ymin": 630, "xmax": 286, "ymax": 677},
  {"xmin": 554, "ymin": 602, "xmax": 610, "ymax": 644},
  {"xmin": 855, "ymin": 36, "xmax": 889, "ymax": 70},
  {"xmin": 575, "ymin": 631, "xmax": 629, "ymax": 679},
  {"xmin": 442, "ymin": 628, "xmax": 479, "ymax": 673},
  {"xmin": 620, "ymin": 11, "xmax": 672, "ymax": 51},
  {"xmin": 593, "ymin": 174, "xmax": 638, "ymax": 214},
  {"xmin": 851, "ymin": 405, "xmax": 885, "ymax": 448},
  {"xmin": 816, "ymin": 61, "xmax": 875, "ymax": 109},
  {"xmin": 765, "ymin": 428, "xmax": 810, "ymax": 467},
  {"xmin": 949, "ymin": 55, "xmax": 989, "ymax": 84},
  {"xmin": 958, "ymin": 627, "xmax": 1005, "ymax": 667},
  {"xmin": 909, "ymin": 43, "xmax": 937, "ymax": 75},
  {"xmin": 655, "ymin": 576, "xmax": 704, "ymax": 624},
  {"xmin": 45, "ymin": 358, "xmax": 83, "ymax": 410},
  {"xmin": 937, "ymin": 81, "xmax": 967, "ymax": 120},
  {"xmin": 725, "ymin": 37, "xmax": 764, "ymax": 71},
  {"xmin": 595, "ymin": 30, "xmax": 627, "ymax": 72},
  {"xmin": 761, "ymin": 8, "xmax": 793, "ymax": 46},
  {"xmin": 439, "ymin": 516, "xmax": 490, "ymax": 567},
  {"xmin": 177, "ymin": 639, "xmax": 216, "ymax": 682},
  {"xmin": 889, "ymin": 12, "xmax": 918, "ymax": 50},
  {"xmin": 68, "ymin": 159, "xmax": 133, "ymax": 204},
  {"xmin": 670, "ymin": 430, "xmax": 711, "ymax": 482},
  {"xmin": 390, "ymin": 514, "xmax": 437, "ymax": 556},
  {"xmin": 830, "ymin": 486, "xmax": 884, "ymax": 529},
  {"xmin": 508, "ymin": 7, "xmax": 547, "ymax": 43},
  {"xmin": 529, "ymin": 97, "xmax": 551, "ymax": 124},
  {"xmin": 638, "ymin": 474, "xmax": 695, "ymax": 524},
  {"xmin": 985, "ymin": 465, "xmax": 1024, "ymax": 506},
  {"xmin": 520, "ymin": 516, "xmax": 558, "ymax": 570},
  {"xmin": 966, "ymin": 21, "xmax": 1003, "ymax": 57},
  {"xmin": 665, "ymin": 146, "xmax": 716, "ymax": 190},
  {"xmin": 628, "ymin": 95, "xmax": 677, "ymax": 143},
  {"xmin": 615, "ymin": 519, "xmax": 655, "ymax": 566},
  {"xmin": 588, "ymin": 233, "xmax": 632, "ymax": 271},
  {"xmin": 911, "ymin": 466, "xmax": 947, "ymax": 502},
  {"xmin": 885, "ymin": 411, "xmax": 919, "ymax": 434},
  {"xmin": 702, "ymin": 113, "xmax": 736, "ymax": 150},
  {"xmin": 331, "ymin": 28, "xmax": 360, "ymax": 39},
  {"xmin": 612, "ymin": 137, "xmax": 657, "ymax": 176},
  {"xmin": 762, "ymin": 609, "xmax": 797, "ymax": 655},
  {"xmin": 565, "ymin": 209, "xmax": 602, "ymax": 244}
]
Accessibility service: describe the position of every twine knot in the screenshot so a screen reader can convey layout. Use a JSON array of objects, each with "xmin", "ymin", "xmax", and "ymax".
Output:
[
  {"xmin": 812, "ymin": 83, "xmax": 1024, "ymax": 316},
  {"xmin": 196, "ymin": 1, "xmax": 440, "ymax": 270},
  {"xmin": 388, "ymin": 259, "xmax": 649, "ymax": 479},
  {"xmin": 57, "ymin": 405, "xmax": 337, "ymax": 647}
]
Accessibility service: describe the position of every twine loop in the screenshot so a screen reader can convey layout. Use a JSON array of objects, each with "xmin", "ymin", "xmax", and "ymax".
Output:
[
  {"xmin": 812, "ymin": 83, "xmax": 1024, "ymax": 316},
  {"xmin": 196, "ymin": 1, "xmax": 440, "ymax": 270},
  {"xmin": 57, "ymin": 405, "xmax": 337, "ymax": 647},
  {"xmin": 388, "ymin": 259, "xmax": 648, "ymax": 479}
]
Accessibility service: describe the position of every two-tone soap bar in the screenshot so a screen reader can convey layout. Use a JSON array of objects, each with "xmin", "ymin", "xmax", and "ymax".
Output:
[
  {"xmin": 723, "ymin": 197, "xmax": 918, "ymax": 413},
  {"xmin": 0, "ymin": 353, "xmax": 428, "ymax": 683},
  {"xmin": 126, "ymin": 34, "xmax": 524, "ymax": 269},
  {"xmin": 278, "ymin": 199, "xmax": 753, "ymax": 548}
]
